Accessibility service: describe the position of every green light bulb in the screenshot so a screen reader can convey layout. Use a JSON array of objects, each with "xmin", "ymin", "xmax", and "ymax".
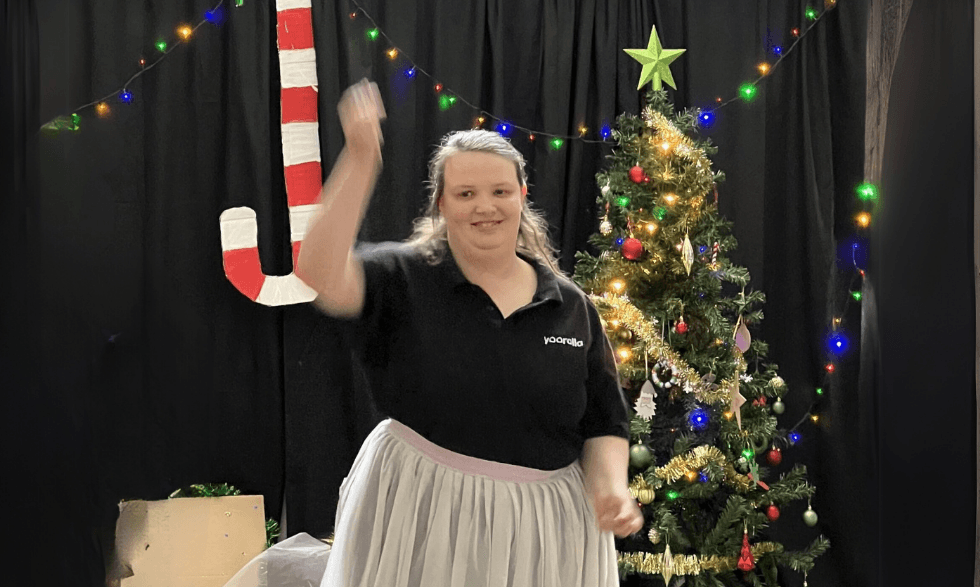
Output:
[
  {"xmin": 856, "ymin": 183, "xmax": 878, "ymax": 201},
  {"xmin": 438, "ymin": 95, "xmax": 454, "ymax": 111},
  {"xmin": 816, "ymin": 387, "xmax": 824, "ymax": 395},
  {"xmin": 666, "ymin": 490, "xmax": 679, "ymax": 500},
  {"xmin": 806, "ymin": 7, "xmax": 818, "ymax": 20},
  {"xmin": 155, "ymin": 40, "xmax": 167, "ymax": 52},
  {"xmin": 549, "ymin": 137, "xmax": 564, "ymax": 151},
  {"xmin": 653, "ymin": 207, "xmax": 667, "ymax": 220},
  {"xmin": 616, "ymin": 196, "xmax": 631, "ymax": 207},
  {"xmin": 366, "ymin": 28, "xmax": 380, "ymax": 41},
  {"xmin": 851, "ymin": 291, "xmax": 862, "ymax": 301},
  {"xmin": 741, "ymin": 448, "xmax": 754, "ymax": 460},
  {"xmin": 739, "ymin": 84, "xmax": 757, "ymax": 101}
]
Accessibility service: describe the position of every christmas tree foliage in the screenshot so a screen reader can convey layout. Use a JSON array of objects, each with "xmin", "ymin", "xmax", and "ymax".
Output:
[{"xmin": 573, "ymin": 90, "xmax": 829, "ymax": 586}]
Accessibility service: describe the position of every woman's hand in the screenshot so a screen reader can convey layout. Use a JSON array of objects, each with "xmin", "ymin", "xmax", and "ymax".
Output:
[
  {"xmin": 590, "ymin": 487, "xmax": 644, "ymax": 538},
  {"xmin": 337, "ymin": 79, "xmax": 386, "ymax": 164}
]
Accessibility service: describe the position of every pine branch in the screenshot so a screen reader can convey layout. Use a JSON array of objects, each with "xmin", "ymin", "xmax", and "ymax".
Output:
[
  {"xmin": 773, "ymin": 536, "xmax": 831, "ymax": 573},
  {"xmin": 701, "ymin": 495, "xmax": 749, "ymax": 553}
]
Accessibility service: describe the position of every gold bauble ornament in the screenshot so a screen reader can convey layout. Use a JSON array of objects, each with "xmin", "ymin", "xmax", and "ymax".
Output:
[{"xmin": 636, "ymin": 488, "xmax": 656, "ymax": 504}]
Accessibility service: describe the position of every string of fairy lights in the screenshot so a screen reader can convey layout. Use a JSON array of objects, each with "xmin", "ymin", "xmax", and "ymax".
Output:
[
  {"xmin": 783, "ymin": 181, "xmax": 875, "ymax": 444},
  {"xmin": 39, "ymin": 0, "xmax": 237, "ymax": 131},
  {"xmin": 38, "ymin": 0, "xmax": 870, "ymax": 445},
  {"xmin": 40, "ymin": 0, "xmax": 840, "ymax": 140},
  {"xmin": 345, "ymin": 0, "xmax": 840, "ymax": 144}
]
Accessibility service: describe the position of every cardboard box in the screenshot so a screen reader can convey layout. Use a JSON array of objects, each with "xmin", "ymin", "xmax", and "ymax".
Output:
[{"xmin": 108, "ymin": 495, "xmax": 266, "ymax": 587}]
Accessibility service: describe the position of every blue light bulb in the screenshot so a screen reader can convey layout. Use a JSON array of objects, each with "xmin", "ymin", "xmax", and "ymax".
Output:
[
  {"xmin": 600, "ymin": 125, "xmax": 612, "ymax": 140},
  {"xmin": 688, "ymin": 408, "xmax": 709, "ymax": 431},
  {"xmin": 827, "ymin": 332, "xmax": 849, "ymax": 355},
  {"xmin": 205, "ymin": 7, "xmax": 226, "ymax": 24},
  {"xmin": 789, "ymin": 432, "xmax": 800, "ymax": 444}
]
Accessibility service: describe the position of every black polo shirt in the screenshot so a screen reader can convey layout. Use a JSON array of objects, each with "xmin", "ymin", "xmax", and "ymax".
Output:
[{"xmin": 342, "ymin": 241, "xmax": 629, "ymax": 471}]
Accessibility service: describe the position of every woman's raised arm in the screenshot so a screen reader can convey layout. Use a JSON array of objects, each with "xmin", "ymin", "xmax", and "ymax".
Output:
[{"xmin": 296, "ymin": 79, "xmax": 386, "ymax": 317}]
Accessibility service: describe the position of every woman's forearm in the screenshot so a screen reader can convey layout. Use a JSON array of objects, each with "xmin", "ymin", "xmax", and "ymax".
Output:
[
  {"xmin": 581, "ymin": 435, "xmax": 630, "ymax": 495},
  {"xmin": 295, "ymin": 147, "xmax": 379, "ymax": 296}
]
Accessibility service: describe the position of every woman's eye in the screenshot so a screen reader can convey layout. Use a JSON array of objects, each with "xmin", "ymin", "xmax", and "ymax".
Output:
[
  {"xmin": 494, "ymin": 189, "xmax": 508, "ymax": 195},
  {"xmin": 459, "ymin": 190, "xmax": 474, "ymax": 198}
]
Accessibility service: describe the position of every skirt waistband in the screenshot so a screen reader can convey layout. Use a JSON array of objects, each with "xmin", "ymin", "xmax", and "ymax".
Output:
[{"xmin": 383, "ymin": 419, "xmax": 574, "ymax": 483}]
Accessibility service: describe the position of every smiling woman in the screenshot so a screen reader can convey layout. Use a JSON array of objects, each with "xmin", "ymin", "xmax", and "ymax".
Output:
[
  {"xmin": 408, "ymin": 129, "xmax": 561, "ymax": 276},
  {"xmin": 294, "ymin": 83, "xmax": 640, "ymax": 587}
]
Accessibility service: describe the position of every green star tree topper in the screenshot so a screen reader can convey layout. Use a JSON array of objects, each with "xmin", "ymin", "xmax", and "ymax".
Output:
[{"xmin": 624, "ymin": 25, "xmax": 686, "ymax": 91}]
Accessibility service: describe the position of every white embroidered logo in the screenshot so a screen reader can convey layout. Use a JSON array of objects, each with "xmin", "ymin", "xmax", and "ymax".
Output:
[{"xmin": 543, "ymin": 336, "xmax": 585, "ymax": 348}]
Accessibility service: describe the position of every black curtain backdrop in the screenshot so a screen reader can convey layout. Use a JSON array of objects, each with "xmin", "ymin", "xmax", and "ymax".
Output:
[
  {"xmin": 873, "ymin": 1, "xmax": 976, "ymax": 587},
  {"xmin": 4, "ymin": 0, "xmax": 971, "ymax": 586}
]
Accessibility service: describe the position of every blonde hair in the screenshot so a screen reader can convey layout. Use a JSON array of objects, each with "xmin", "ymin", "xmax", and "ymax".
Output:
[{"xmin": 406, "ymin": 129, "xmax": 563, "ymax": 275}]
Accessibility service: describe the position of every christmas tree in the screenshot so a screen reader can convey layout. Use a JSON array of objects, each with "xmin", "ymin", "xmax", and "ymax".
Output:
[{"xmin": 572, "ymin": 27, "xmax": 829, "ymax": 587}]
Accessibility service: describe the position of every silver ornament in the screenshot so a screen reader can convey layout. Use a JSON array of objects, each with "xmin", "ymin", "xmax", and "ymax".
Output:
[
  {"xmin": 600, "ymin": 219, "xmax": 613, "ymax": 235},
  {"xmin": 772, "ymin": 399, "xmax": 785, "ymax": 415},
  {"xmin": 629, "ymin": 444, "xmax": 653, "ymax": 469},
  {"xmin": 601, "ymin": 182, "xmax": 611, "ymax": 196},
  {"xmin": 803, "ymin": 506, "xmax": 819, "ymax": 527}
]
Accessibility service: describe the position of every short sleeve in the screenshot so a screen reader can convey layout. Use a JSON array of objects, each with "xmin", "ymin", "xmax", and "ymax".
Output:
[
  {"xmin": 579, "ymin": 299, "xmax": 631, "ymax": 440},
  {"xmin": 337, "ymin": 241, "xmax": 409, "ymax": 354}
]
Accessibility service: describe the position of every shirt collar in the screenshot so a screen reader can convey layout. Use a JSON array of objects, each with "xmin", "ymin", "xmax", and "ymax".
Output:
[{"xmin": 441, "ymin": 246, "xmax": 563, "ymax": 305}]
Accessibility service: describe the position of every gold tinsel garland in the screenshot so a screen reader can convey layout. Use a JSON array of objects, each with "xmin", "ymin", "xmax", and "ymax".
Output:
[
  {"xmin": 590, "ymin": 293, "xmax": 745, "ymax": 406},
  {"xmin": 639, "ymin": 107, "xmax": 715, "ymax": 226},
  {"xmin": 619, "ymin": 542, "xmax": 782, "ymax": 577},
  {"xmin": 652, "ymin": 445, "xmax": 752, "ymax": 493}
]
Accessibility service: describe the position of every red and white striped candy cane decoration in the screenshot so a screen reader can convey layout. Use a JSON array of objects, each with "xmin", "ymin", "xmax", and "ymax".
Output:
[{"xmin": 219, "ymin": 0, "xmax": 321, "ymax": 306}]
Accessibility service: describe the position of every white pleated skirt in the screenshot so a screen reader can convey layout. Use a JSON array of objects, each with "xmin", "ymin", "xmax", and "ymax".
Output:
[{"xmin": 320, "ymin": 419, "xmax": 620, "ymax": 587}]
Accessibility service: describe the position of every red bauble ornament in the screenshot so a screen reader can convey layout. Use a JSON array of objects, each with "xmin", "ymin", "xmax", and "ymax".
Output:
[
  {"xmin": 737, "ymin": 531, "xmax": 755, "ymax": 571},
  {"xmin": 766, "ymin": 504, "xmax": 781, "ymax": 521},
  {"xmin": 621, "ymin": 238, "xmax": 644, "ymax": 260},
  {"xmin": 629, "ymin": 165, "xmax": 646, "ymax": 183},
  {"xmin": 675, "ymin": 320, "xmax": 688, "ymax": 334},
  {"xmin": 766, "ymin": 448, "xmax": 783, "ymax": 466}
]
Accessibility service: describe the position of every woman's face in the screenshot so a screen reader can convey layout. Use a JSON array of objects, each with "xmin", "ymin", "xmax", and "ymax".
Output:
[{"xmin": 438, "ymin": 151, "xmax": 527, "ymax": 256}]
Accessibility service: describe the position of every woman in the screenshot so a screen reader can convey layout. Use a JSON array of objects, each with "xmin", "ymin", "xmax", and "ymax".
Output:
[{"xmin": 296, "ymin": 79, "xmax": 643, "ymax": 587}]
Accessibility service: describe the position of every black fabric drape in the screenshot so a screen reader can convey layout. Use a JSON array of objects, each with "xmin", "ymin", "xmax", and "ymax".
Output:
[
  {"xmin": 2, "ymin": 1, "xmax": 43, "ymax": 586},
  {"xmin": 4, "ymin": 0, "xmax": 904, "ymax": 585},
  {"xmin": 873, "ymin": 1, "xmax": 976, "ymax": 586},
  {"xmin": 20, "ymin": 0, "xmax": 287, "ymax": 583}
]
